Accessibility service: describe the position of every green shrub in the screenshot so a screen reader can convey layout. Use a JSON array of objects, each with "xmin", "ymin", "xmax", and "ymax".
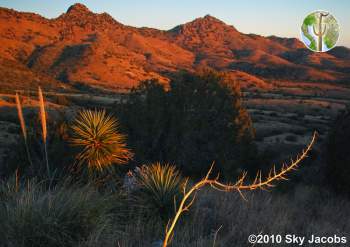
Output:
[{"xmin": 118, "ymin": 70, "xmax": 256, "ymax": 178}]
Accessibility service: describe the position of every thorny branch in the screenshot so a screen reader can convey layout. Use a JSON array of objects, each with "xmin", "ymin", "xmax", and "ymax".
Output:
[{"xmin": 162, "ymin": 132, "xmax": 317, "ymax": 247}]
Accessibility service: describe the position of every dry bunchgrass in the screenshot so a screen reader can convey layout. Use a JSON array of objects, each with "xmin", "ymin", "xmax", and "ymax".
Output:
[
  {"xmin": 0, "ymin": 179, "xmax": 117, "ymax": 247},
  {"xmin": 113, "ymin": 186, "xmax": 350, "ymax": 247}
]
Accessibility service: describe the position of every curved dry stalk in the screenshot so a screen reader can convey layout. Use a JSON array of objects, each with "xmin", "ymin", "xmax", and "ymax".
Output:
[{"xmin": 162, "ymin": 132, "xmax": 317, "ymax": 247}]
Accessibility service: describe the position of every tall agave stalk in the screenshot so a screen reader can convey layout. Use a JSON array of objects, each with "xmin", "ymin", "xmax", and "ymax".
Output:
[
  {"xmin": 15, "ymin": 92, "xmax": 32, "ymax": 166},
  {"xmin": 38, "ymin": 87, "xmax": 50, "ymax": 178}
]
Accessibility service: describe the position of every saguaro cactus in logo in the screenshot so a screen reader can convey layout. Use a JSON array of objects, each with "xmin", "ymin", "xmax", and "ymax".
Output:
[{"xmin": 300, "ymin": 11, "xmax": 340, "ymax": 52}]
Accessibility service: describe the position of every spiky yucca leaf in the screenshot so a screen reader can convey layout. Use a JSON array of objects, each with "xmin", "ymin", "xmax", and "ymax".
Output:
[
  {"xmin": 70, "ymin": 109, "xmax": 133, "ymax": 170},
  {"xmin": 134, "ymin": 163, "xmax": 185, "ymax": 219}
]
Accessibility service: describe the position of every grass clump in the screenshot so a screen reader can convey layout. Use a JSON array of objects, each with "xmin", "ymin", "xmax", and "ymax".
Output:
[{"xmin": 0, "ymin": 179, "xmax": 116, "ymax": 247}]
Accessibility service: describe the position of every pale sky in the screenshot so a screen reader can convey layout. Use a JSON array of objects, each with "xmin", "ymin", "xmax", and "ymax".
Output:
[{"xmin": 0, "ymin": 0, "xmax": 349, "ymax": 47}]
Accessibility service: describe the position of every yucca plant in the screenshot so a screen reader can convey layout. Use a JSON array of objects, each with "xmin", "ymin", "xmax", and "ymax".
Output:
[
  {"xmin": 133, "ymin": 163, "xmax": 186, "ymax": 221},
  {"xmin": 70, "ymin": 109, "xmax": 133, "ymax": 171}
]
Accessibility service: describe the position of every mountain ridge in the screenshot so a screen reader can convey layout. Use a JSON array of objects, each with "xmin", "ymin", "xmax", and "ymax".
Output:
[{"xmin": 0, "ymin": 3, "xmax": 349, "ymax": 92}]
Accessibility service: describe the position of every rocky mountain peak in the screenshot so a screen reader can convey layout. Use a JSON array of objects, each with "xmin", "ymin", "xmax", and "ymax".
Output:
[
  {"xmin": 66, "ymin": 3, "xmax": 92, "ymax": 15},
  {"xmin": 169, "ymin": 14, "xmax": 238, "ymax": 35}
]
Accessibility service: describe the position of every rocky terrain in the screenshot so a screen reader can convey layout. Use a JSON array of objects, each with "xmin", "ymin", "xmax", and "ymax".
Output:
[{"xmin": 0, "ymin": 3, "xmax": 349, "ymax": 92}]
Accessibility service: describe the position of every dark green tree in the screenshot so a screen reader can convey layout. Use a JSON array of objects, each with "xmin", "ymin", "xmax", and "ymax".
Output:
[
  {"xmin": 118, "ymin": 70, "xmax": 256, "ymax": 178},
  {"xmin": 119, "ymin": 79, "xmax": 169, "ymax": 161}
]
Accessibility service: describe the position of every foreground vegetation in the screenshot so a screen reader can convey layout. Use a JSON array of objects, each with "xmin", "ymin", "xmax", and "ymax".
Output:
[
  {"xmin": 1, "ymin": 179, "xmax": 349, "ymax": 247},
  {"xmin": 0, "ymin": 70, "xmax": 349, "ymax": 246}
]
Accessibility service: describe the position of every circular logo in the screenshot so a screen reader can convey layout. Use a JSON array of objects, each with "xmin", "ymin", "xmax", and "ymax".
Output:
[{"xmin": 300, "ymin": 11, "xmax": 340, "ymax": 52}]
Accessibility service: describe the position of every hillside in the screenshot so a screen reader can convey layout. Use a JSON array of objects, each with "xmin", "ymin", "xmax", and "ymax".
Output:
[{"xmin": 0, "ymin": 3, "xmax": 349, "ymax": 92}]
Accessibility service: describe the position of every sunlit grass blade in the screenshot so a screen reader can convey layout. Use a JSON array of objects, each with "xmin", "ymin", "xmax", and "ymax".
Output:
[
  {"xmin": 38, "ymin": 87, "xmax": 47, "ymax": 142},
  {"xmin": 15, "ymin": 92, "xmax": 32, "ymax": 166},
  {"xmin": 38, "ymin": 86, "xmax": 50, "ymax": 178},
  {"xmin": 15, "ymin": 92, "xmax": 27, "ymax": 140}
]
